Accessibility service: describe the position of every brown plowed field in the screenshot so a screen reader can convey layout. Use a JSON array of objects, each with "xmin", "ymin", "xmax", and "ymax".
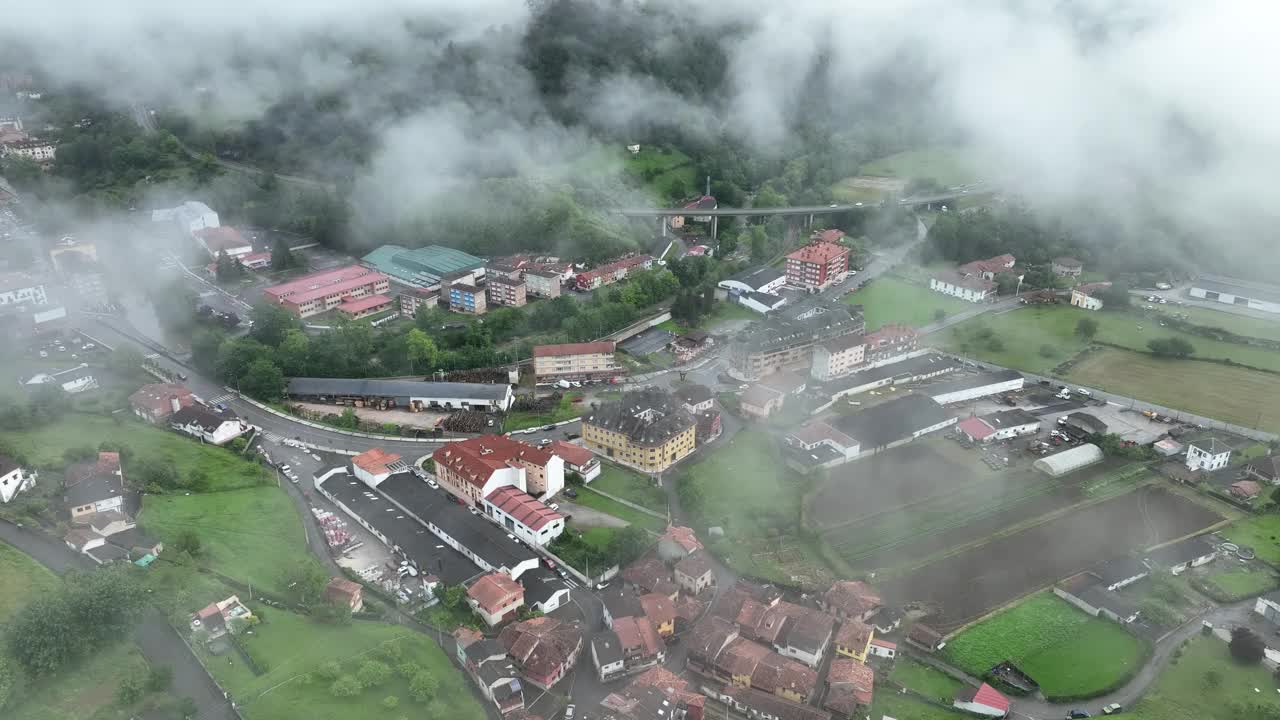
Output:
[{"xmin": 880, "ymin": 485, "xmax": 1222, "ymax": 632}]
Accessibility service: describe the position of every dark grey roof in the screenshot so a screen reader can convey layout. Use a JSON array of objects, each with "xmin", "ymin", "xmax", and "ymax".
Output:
[
  {"xmin": 981, "ymin": 408, "xmax": 1041, "ymax": 429},
  {"xmin": 1190, "ymin": 437, "xmax": 1232, "ymax": 455},
  {"xmin": 316, "ymin": 470, "xmax": 496, "ymax": 584},
  {"xmin": 287, "ymin": 377, "xmax": 511, "ymax": 401},
  {"xmin": 727, "ymin": 266, "xmax": 785, "ymax": 290},
  {"xmin": 86, "ymin": 544, "xmax": 131, "ymax": 563},
  {"xmin": 467, "ymin": 638, "xmax": 508, "ymax": 662},
  {"xmin": 601, "ymin": 587, "xmax": 644, "ymax": 621},
  {"xmin": 1076, "ymin": 585, "xmax": 1140, "ymax": 620},
  {"xmin": 170, "ymin": 404, "xmax": 237, "ymax": 432},
  {"xmin": 746, "ymin": 291, "xmax": 786, "ymax": 308},
  {"xmin": 521, "ymin": 565, "xmax": 569, "ymax": 608},
  {"xmin": 593, "ymin": 631, "xmax": 625, "ymax": 666},
  {"xmin": 1066, "ymin": 412, "xmax": 1108, "ymax": 434},
  {"xmin": 106, "ymin": 527, "xmax": 160, "ymax": 552},
  {"xmin": 1146, "ymin": 536, "xmax": 1216, "ymax": 568},
  {"xmin": 64, "ymin": 463, "xmax": 124, "ymax": 508},
  {"xmin": 676, "ymin": 384, "xmax": 714, "ymax": 406},
  {"xmin": 921, "ymin": 369, "xmax": 1023, "ymax": 398},
  {"xmin": 1093, "ymin": 556, "xmax": 1148, "ymax": 587},
  {"xmin": 732, "ymin": 300, "xmax": 864, "ymax": 351},
  {"xmin": 1192, "ymin": 274, "xmax": 1280, "ymax": 306},
  {"xmin": 832, "ymin": 394, "xmax": 954, "ymax": 450},
  {"xmin": 585, "ymin": 388, "xmax": 695, "ymax": 448},
  {"xmin": 819, "ymin": 353, "xmax": 959, "ymax": 395}
]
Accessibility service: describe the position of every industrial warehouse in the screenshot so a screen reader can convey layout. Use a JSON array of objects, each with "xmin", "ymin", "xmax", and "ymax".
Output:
[{"xmin": 286, "ymin": 377, "xmax": 515, "ymax": 412}]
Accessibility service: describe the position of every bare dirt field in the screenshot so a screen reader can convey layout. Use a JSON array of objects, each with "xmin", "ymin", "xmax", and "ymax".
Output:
[{"xmin": 880, "ymin": 485, "xmax": 1223, "ymax": 632}]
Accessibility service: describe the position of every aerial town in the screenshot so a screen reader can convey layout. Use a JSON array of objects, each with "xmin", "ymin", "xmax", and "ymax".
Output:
[{"xmin": 1, "ymin": 5, "xmax": 1279, "ymax": 720}]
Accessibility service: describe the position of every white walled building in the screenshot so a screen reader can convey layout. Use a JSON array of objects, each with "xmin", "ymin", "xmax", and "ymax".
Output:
[
  {"xmin": 930, "ymin": 271, "xmax": 996, "ymax": 303},
  {"xmin": 1186, "ymin": 438, "xmax": 1232, "ymax": 472},
  {"xmin": 0, "ymin": 457, "xmax": 36, "ymax": 504},
  {"xmin": 151, "ymin": 201, "xmax": 220, "ymax": 237},
  {"xmin": 923, "ymin": 369, "xmax": 1024, "ymax": 405},
  {"xmin": 0, "ymin": 272, "xmax": 47, "ymax": 307},
  {"xmin": 1190, "ymin": 275, "xmax": 1280, "ymax": 315},
  {"xmin": 168, "ymin": 405, "xmax": 251, "ymax": 446}
]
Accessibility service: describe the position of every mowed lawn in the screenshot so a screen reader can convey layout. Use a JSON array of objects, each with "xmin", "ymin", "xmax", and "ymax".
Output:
[
  {"xmin": 844, "ymin": 277, "xmax": 974, "ymax": 330},
  {"xmin": 1222, "ymin": 514, "xmax": 1280, "ymax": 565},
  {"xmin": 870, "ymin": 694, "xmax": 972, "ymax": 720},
  {"xmin": 860, "ymin": 146, "xmax": 978, "ymax": 186},
  {"xmin": 1126, "ymin": 635, "xmax": 1280, "ymax": 720},
  {"xmin": 1150, "ymin": 303, "xmax": 1280, "ymax": 343},
  {"xmin": 10, "ymin": 641, "xmax": 152, "ymax": 720},
  {"xmin": 939, "ymin": 304, "xmax": 1280, "ymax": 375},
  {"xmin": 890, "ymin": 657, "xmax": 964, "ymax": 700},
  {"xmin": 205, "ymin": 609, "xmax": 485, "ymax": 720},
  {"xmin": 1069, "ymin": 348, "xmax": 1280, "ymax": 434},
  {"xmin": 943, "ymin": 593, "xmax": 1148, "ymax": 699},
  {"xmin": 1, "ymin": 414, "xmax": 268, "ymax": 491},
  {"xmin": 141, "ymin": 486, "xmax": 312, "ymax": 593},
  {"xmin": 0, "ymin": 541, "xmax": 59, "ymax": 622},
  {"xmin": 591, "ymin": 464, "xmax": 667, "ymax": 513},
  {"xmin": 1199, "ymin": 565, "xmax": 1280, "ymax": 601},
  {"xmin": 572, "ymin": 488, "xmax": 667, "ymax": 532}
]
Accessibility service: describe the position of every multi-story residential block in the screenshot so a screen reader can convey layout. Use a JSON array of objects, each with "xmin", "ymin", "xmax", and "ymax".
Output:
[
  {"xmin": 487, "ymin": 276, "xmax": 527, "ymax": 307},
  {"xmin": 263, "ymin": 265, "xmax": 391, "ymax": 318},
  {"xmin": 582, "ymin": 388, "xmax": 696, "ymax": 472},
  {"xmin": 728, "ymin": 300, "xmax": 865, "ymax": 380},
  {"xmin": 524, "ymin": 269, "xmax": 562, "ymax": 298},
  {"xmin": 449, "ymin": 283, "xmax": 487, "ymax": 314},
  {"xmin": 532, "ymin": 341, "xmax": 622, "ymax": 384},
  {"xmin": 432, "ymin": 434, "xmax": 566, "ymax": 519},
  {"xmin": 1, "ymin": 138, "xmax": 56, "ymax": 162},
  {"xmin": 575, "ymin": 255, "xmax": 654, "ymax": 291},
  {"xmin": 785, "ymin": 241, "xmax": 849, "ymax": 290},
  {"xmin": 397, "ymin": 288, "xmax": 439, "ymax": 318}
]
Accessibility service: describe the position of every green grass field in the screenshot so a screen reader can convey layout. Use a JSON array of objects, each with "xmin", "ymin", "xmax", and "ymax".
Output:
[
  {"xmin": 890, "ymin": 657, "xmax": 964, "ymax": 700},
  {"xmin": 939, "ymin": 304, "xmax": 1280, "ymax": 375},
  {"xmin": 943, "ymin": 593, "xmax": 1148, "ymax": 699},
  {"xmin": 0, "ymin": 540, "xmax": 59, "ymax": 622},
  {"xmin": 590, "ymin": 464, "xmax": 667, "ymax": 513},
  {"xmin": 10, "ymin": 641, "xmax": 153, "ymax": 720},
  {"xmin": 1199, "ymin": 565, "xmax": 1280, "ymax": 601},
  {"xmin": 844, "ymin": 277, "xmax": 974, "ymax": 330},
  {"xmin": 620, "ymin": 146, "xmax": 697, "ymax": 201},
  {"xmin": 141, "ymin": 486, "xmax": 312, "ymax": 593},
  {"xmin": 1, "ymin": 414, "xmax": 269, "ymax": 490},
  {"xmin": 572, "ymin": 488, "xmax": 667, "ymax": 531},
  {"xmin": 1149, "ymin": 303, "xmax": 1280, "ymax": 343},
  {"xmin": 860, "ymin": 147, "xmax": 978, "ymax": 185},
  {"xmin": 1124, "ymin": 636, "xmax": 1280, "ymax": 720},
  {"xmin": 1222, "ymin": 514, "xmax": 1280, "ymax": 565},
  {"xmin": 204, "ymin": 610, "xmax": 485, "ymax": 720},
  {"xmin": 1068, "ymin": 348, "xmax": 1280, "ymax": 434},
  {"xmin": 680, "ymin": 431, "xmax": 824, "ymax": 583},
  {"xmin": 870, "ymin": 693, "xmax": 971, "ymax": 720},
  {"xmin": 505, "ymin": 392, "xmax": 585, "ymax": 431}
]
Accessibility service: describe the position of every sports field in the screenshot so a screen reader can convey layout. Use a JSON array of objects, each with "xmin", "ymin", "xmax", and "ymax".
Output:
[
  {"xmin": 1068, "ymin": 348, "xmax": 1280, "ymax": 433},
  {"xmin": 844, "ymin": 277, "xmax": 973, "ymax": 330},
  {"xmin": 942, "ymin": 593, "xmax": 1148, "ymax": 700}
]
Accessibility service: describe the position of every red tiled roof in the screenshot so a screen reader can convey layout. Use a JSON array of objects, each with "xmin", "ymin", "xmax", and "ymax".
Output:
[
  {"xmin": 576, "ymin": 255, "xmax": 653, "ymax": 283},
  {"xmin": 957, "ymin": 416, "xmax": 996, "ymax": 440},
  {"xmin": 339, "ymin": 294, "xmax": 393, "ymax": 314},
  {"xmin": 864, "ymin": 323, "xmax": 919, "ymax": 347},
  {"xmin": 834, "ymin": 619, "xmax": 873, "ymax": 651},
  {"xmin": 324, "ymin": 577, "xmax": 362, "ymax": 601},
  {"xmin": 827, "ymin": 658, "xmax": 874, "ymax": 709},
  {"xmin": 499, "ymin": 616, "xmax": 583, "ymax": 681},
  {"xmin": 468, "ymin": 572, "xmax": 524, "ymax": 612},
  {"xmin": 129, "ymin": 383, "xmax": 193, "ymax": 414},
  {"xmin": 194, "ymin": 226, "xmax": 250, "ymax": 253},
  {"xmin": 661, "ymin": 526, "xmax": 702, "ymax": 554},
  {"xmin": 622, "ymin": 555, "xmax": 671, "ymax": 593},
  {"xmin": 549, "ymin": 440, "xmax": 594, "ymax": 467},
  {"xmin": 955, "ymin": 683, "xmax": 1009, "ymax": 713},
  {"xmin": 959, "ymin": 254, "xmax": 1016, "ymax": 276},
  {"xmin": 614, "ymin": 615, "xmax": 663, "ymax": 658},
  {"xmin": 823, "ymin": 581, "xmax": 881, "ymax": 618},
  {"xmin": 786, "ymin": 241, "xmax": 848, "ymax": 265},
  {"xmin": 1075, "ymin": 281, "xmax": 1113, "ymax": 297},
  {"xmin": 532, "ymin": 341, "xmax": 615, "ymax": 358},
  {"xmin": 485, "ymin": 486, "xmax": 563, "ymax": 531},
  {"xmin": 871, "ymin": 638, "xmax": 897, "ymax": 650},
  {"xmin": 640, "ymin": 593, "xmax": 676, "ymax": 628},
  {"xmin": 263, "ymin": 265, "xmax": 385, "ymax": 304},
  {"xmin": 814, "ymin": 229, "xmax": 846, "ymax": 244},
  {"xmin": 1231, "ymin": 479, "xmax": 1263, "ymax": 498},
  {"xmin": 352, "ymin": 448, "xmax": 401, "ymax": 475},
  {"xmin": 432, "ymin": 435, "xmax": 556, "ymax": 489},
  {"xmin": 676, "ymin": 550, "xmax": 714, "ymax": 579}
]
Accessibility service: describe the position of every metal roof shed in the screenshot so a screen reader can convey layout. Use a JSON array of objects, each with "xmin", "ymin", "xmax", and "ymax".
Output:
[{"xmin": 1033, "ymin": 443, "xmax": 1104, "ymax": 477}]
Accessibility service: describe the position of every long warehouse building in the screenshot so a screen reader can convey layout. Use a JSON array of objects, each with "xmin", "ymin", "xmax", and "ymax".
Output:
[
  {"xmin": 921, "ymin": 369, "xmax": 1024, "ymax": 405},
  {"xmin": 287, "ymin": 377, "xmax": 515, "ymax": 412}
]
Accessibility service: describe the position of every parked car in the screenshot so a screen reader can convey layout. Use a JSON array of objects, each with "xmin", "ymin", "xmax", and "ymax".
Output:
[
  {"xmin": 564, "ymin": 705, "xmax": 575, "ymax": 720},
  {"xmin": 427, "ymin": 480, "xmax": 439, "ymax": 489},
  {"xmin": 1067, "ymin": 711, "xmax": 1091, "ymax": 719},
  {"xmin": 549, "ymin": 503, "xmax": 560, "ymax": 511},
  {"xmin": 1102, "ymin": 704, "xmax": 1122, "ymax": 715},
  {"xmin": 1075, "ymin": 388, "xmax": 1092, "ymax": 397},
  {"xmin": 564, "ymin": 488, "xmax": 578, "ymax": 499},
  {"xmin": 541, "ymin": 424, "xmax": 556, "ymax": 431}
]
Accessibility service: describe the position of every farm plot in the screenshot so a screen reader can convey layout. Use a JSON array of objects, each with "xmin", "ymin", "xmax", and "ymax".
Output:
[
  {"xmin": 880, "ymin": 485, "xmax": 1222, "ymax": 631},
  {"xmin": 942, "ymin": 593, "xmax": 1148, "ymax": 700},
  {"xmin": 1068, "ymin": 348, "xmax": 1280, "ymax": 434}
]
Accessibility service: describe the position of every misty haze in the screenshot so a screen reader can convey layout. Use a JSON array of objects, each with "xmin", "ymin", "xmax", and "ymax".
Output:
[{"xmin": 0, "ymin": 3, "xmax": 1279, "ymax": 720}]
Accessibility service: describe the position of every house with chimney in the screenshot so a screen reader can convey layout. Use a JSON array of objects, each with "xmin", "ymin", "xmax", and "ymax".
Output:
[
  {"xmin": 129, "ymin": 383, "xmax": 194, "ymax": 423},
  {"xmin": 468, "ymin": 572, "xmax": 526, "ymax": 627},
  {"xmin": 499, "ymin": 616, "xmax": 584, "ymax": 690},
  {"xmin": 455, "ymin": 628, "xmax": 527, "ymax": 717}
]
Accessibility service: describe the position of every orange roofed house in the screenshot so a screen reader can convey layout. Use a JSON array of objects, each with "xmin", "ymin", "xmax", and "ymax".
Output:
[
  {"xmin": 824, "ymin": 658, "xmax": 874, "ymax": 716},
  {"xmin": 468, "ymin": 572, "xmax": 526, "ymax": 627},
  {"xmin": 351, "ymin": 448, "xmax": 408, "ymax": 488},
  {"xmin": 820, "ymin": 580, "xmax": 882, "ymax": 623},
  {"xmin": 324, "ymin": 577, "xmax": 364, "ymax": 612},
  {"xmin": 549, "ymin": 440, "xmax": 600, "ymax": 482},
  {"xmin": 500, "ymin": 616, "xmax": 584, "ymax": 690},
  {"xmin": 129, "ymin": 383, "xmax": 194, "ymax": 424}
]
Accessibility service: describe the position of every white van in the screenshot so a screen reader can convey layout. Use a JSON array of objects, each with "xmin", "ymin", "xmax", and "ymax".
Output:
[{"xmin": 1075, "ymin": 388, "xmax": 1092, "ymax": 397}]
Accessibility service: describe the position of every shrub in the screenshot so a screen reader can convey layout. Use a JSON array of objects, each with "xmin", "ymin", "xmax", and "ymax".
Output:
[
  {"xmin": 382, "ymin": 696, "xmax": 400, "ymax": 710},
  {"xmin": 409, "ymin": 670, "xmax": 438, "ymax": 702},
  {"xmin": 146, "ymin": 666, "xmax": 173, "ymax": 692},
  {"xmin": 330, "ymin": 675, "xmax": 362, "ymax": 698},
  {"xmin": 316, "ymin": 660, "xmax": 343, "ymax": 681},
  {"xmin": 115, "ymin": 675, "xmax": 145, "ymax": 705},
  {"xmin": 357, "ymin": 660, "xmax": 392, "ymax": 688}
]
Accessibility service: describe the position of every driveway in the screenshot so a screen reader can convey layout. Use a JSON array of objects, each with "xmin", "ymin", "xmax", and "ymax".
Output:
[{"xmin": 0, "ymin": 520, "xmax": 239, "ymax": 720}]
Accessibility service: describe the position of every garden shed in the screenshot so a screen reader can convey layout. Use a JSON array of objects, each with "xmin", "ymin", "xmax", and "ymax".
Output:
[{"xmin": 1033, "ymin": 443, "xmax": 1103, "ymax": 477}]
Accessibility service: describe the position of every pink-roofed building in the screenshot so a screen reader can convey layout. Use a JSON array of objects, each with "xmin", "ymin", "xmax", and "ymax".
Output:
[
  {"xmin": 338, "ymin": 293, "xmax": 395, "ymax": 319},
  {"xmin": 548, "ymin": 440, "xmax": 600, "ymax": 481},
  {"xmin": 483, "ymin": 485, "xmax": 566, "ymax": 546},
  {"xmin": 954, "ymin": 683, "xmax": 1010, "ymax": 717},
  {"xmin": 262, "ymin": 265, "xmax": 391, "ymax": 318}
]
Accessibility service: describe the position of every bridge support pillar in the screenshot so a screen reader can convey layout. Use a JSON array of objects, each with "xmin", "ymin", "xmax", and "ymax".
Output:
[
  {"xmin": 711, "ymin": 216, "xmax": 718, "ymax": 242},
  {"xmin": 808, "ymin": 213, "xmax": 814, "ymax": 227},
  {"xmin": 661, "ymin": 217, "xmax": 667, "ymax": 237}
]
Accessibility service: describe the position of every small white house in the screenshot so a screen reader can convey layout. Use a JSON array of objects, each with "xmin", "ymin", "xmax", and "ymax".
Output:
[
  {"xmin": 1186, "ymin": 438, "xmax": 1232, "ymax": 471},
  {"xmin": 169, "ymin": 405, "xmax": 250, "ymax": 446},
  {"xmin": 930, "ymin": 271, "xmax": 996, "ymax": 303},
  {"xmin": 0, "ymin": 457, "xmax": 36, "ymax": 504},
  {"xmin": 868, "ymin": 638, "xmax": 897, "ymax": 659}
]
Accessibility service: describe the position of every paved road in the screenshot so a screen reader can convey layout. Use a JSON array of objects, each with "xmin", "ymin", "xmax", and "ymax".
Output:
[
  {"xmin": 616, "ymin": 184, "xmax": 988, "ymax": 218},
  {"xmin": 0, "ymin": 520, "xmax": 239, "ymax": 720},
  {"xmin": 1140, "ymin": 283, "xmax": 1280, "ymax": 324}
]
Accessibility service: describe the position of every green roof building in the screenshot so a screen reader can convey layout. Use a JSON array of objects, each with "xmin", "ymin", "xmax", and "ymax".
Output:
[{"xmin": 361, "ymin": 244, "xmax": 486, "ymax": 288}]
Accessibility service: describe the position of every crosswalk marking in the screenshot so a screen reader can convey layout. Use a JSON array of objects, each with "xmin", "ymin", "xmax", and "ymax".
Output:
[
  {"xmin": 208, "ymin": 393, "xmax": 235, "ymax": 404},
  {"xmin": 262, "ymin": 431, "xmax": 285, "ymax": 443}
]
